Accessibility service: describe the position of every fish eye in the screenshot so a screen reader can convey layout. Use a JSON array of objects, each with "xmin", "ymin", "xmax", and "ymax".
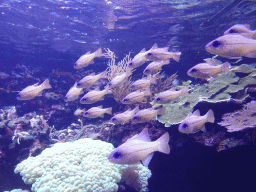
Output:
[
  {"xmin": 82, "ymin": 98, "xmax": 87, "ymax": 101},
  {"xmin": 77, "ymin": 83, "xmax": 81, "ymax": 87},
  {"xmin": 191, "ymin": 68, "xmax": 197, "ymax": 73},
  {"xmin": 133, "ymin": 116, "xmax": 139, "ymax": 121},
  {"xmin": 182, "ymin": 123, "xmax": 188, "ymax": 129},
  {"xmin": 108, "ymin": 82, "xmax": 112, "ymax": 86},
  {"xmin": 73, "ymin": 63, "xmax": 77, "ymax": 67},
  {"xmin": 113, "ymin": 152, "xmax": 121, "ymax": 159},
  {"xmin": 229, "ymin": 29, "xmax": 236, "ymax": 33},
  {"xmin": 16, "ymin": 94, "xmax": 20, "ymax": 98},
  {"xmin": 212, "ymin": 41, "xmax": 221, "ymax": 48},
  {"xmin": 144, "ymin": 69, "xmax": 150, "ymax": 73},
  {"xmin": 128, "ymin": 62, "xmax": 133, "ymax": 66},
  {"xmin": 122, "ymin": 98, "xmax": 128, "ymax": 103},
  {"xmin": 64, "ymin": 96, "xmax": 67, "ymax": 100},
  {"xmin": 84, "ymin": 111, "xmax": 89, "ymax": 115},
  {"xmin": 111, "ymin": 118, "xmax": 116, "ymax": 122},
  {"xmin": 147, "ymin": 53, "xmax": 152, "ymax": 56},
  {"xmin": 156, "ymin": 97, "xmax": 161, "ymax": 101},
  {"xmin": 130, "ymin": 85, "xmax": 134, "ymax": 89}
]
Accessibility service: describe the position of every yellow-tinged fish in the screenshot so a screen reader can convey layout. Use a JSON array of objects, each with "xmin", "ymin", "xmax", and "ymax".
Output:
[
  {"xmin": 83, "ymin": 105, "xmax": 112, "ymax": 118},
  {"xmin": 145, "ymin": 47, "xmax": 181, "ymax": 62},
  {"xmin": 178, "ymin": 109, "xmax": 215, "ymax": 134},
  {"xmin": 74, "ymin": 108, "xmax": 85, "ymax": 116},
  {"xmin": 205, "ymin": 34, "xmax": 256, "ymax": 59},
  {"xmin": 77, "ymin": 71, "xmax": 108, "ymax": 88},
  {"xmin": 143, "ymin": 60, "xmax": 170, "ymax": 75},
  {"xmin": 17, "ymin": 79, "xmax": 52, "ymax": 100},
  {"xmin": 130, "ymin": 76, "xmax": 157, "ymax": 90},
  {"xmin": 187, "ymin": 61, "xmax": 230, "ymax": 80},
  {"xmin": 108, "ymin": 71, "xmax": 132, "ymax": 88},
  {"xmin": 109, "ymin": 106, "xmax": 140, "ymax": 125},
  {"xmin": 121, "ymin": 88, "xmax": 151, "ymax": 104},
  {"xmin": 224, "ymin": 24, "xmax": 256, "ymax": 39},
  {"xmin": 128, "ymin": 43, "xmax": 158, "ymax": 68},
  {"xmin": 154, "ymin": 87, "xmax": 188, "ymax": 104},
  {"xmin": 64, "ymin": 82, "xmax": 84, "ymax": 102},
  {"xmin": 108, "ymin": 128, "xmax": 170, "ymax": 167},
  {"xmin": 131, "ymin": 106, "xmax": 164, "ymax": 124},
  {"xmin": 80, "ymin": 85, "xmax": 112, "ymax": 104},
  {"xmin": 74, "ymin": 48, "xmax": 103, "ymax": 69}
]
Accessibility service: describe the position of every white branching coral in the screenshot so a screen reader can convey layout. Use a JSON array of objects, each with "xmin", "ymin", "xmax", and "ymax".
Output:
[{"xmin": 14, "ymin": 138, "xmax": 151, "ymax": 192}]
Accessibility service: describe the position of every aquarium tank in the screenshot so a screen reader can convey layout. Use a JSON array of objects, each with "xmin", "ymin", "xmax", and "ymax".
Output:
[{"xmin": 0, "ymin": 0, "xmax": 256, "ymax": 192}]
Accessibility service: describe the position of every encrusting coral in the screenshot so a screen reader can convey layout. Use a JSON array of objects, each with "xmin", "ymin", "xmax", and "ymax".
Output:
[
  {"xmin": 153, "ymin": 63, "xmax": 256, "ymax": 127},
  {"xmin": 14, "ymin": 138, "xmax": 151, "ymax": 192},
  {"xmin": 218, "ymin": 101, "xmax": 256, "ymax": 132}
]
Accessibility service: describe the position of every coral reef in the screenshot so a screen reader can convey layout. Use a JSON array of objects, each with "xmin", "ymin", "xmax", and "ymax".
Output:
[
  {"xmin": 153, "ymin": 64, "xmax": 256, "ymax": 127},
  {"xmin": 14, "ymin": 138, "xmax": 151, "ymax": 192},
  {"xmin": 218, "ymin": 101, "xmax": 256, "ymax": 132}
]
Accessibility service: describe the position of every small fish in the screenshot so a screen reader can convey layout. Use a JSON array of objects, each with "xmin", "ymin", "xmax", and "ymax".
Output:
[
  {"xmin": 187, "ymin": 61, "xmax": 230, "ymax": 80},
  {"xmin": 74, "ymin": 108, "xmax": 85, "ymax": 116},
  {"xmin": 77, "ymin": 71, "xmax": 108, "ymax": 88},
  {"xmin": 108, "ymin": 71, "xmax": 132, "ymax": 88},
  {"xmin": 178, "ymin": 109, "xmax": 215, "ymax": 134},
  {"xmin": 154, "ymin": 87, "xmax": 188, "ymax": 104},
  {"xmin": 108, "ymin": 128, "xmax": 170, "ymax": 167},
  {"xmin": 205, "ymin": 34, "xmax": 256, "ymax": 59},
  {"xmin": 145, "ymin": 47, "xmax": 181, "ymax": 62},
  {"xmin": 109, "ymin": 106, "xmax": 139, "ymax": 125},
  {"xmin": 83, "ymin": 105, "xmax": 112, "ymax": 118},
  {"xmin": 74, "ymin": 48, "xmax": 103, "ymax": 69},
  {"xmin": 128, "ymin": 43, "xmax": 158, "ymax": 68},
  {"xmin": 64, "ymin": 82, "xmax": 84, "ymax": 102},
  {"xmin": 130, "ymin": 76, "xmax": 157, "ymax": 90},
  {"xmin": 121, "ymin": 88, "xmax": 151, "ymax": 104},
  {"xmin": 17, "ymin": 79, "xmax": 52, "ymax": 100},
  {"xmin": 131, "ymin": 106, "xmax": 164, "ymax": 124},
  {"xmin": 143, "ymin": 60, "xmax": 170, "ymax": 75},
  {"xmin": 224, "ymin": 24, "xmax": 256, "ymax": 39},
  {"xmin": 80, "ymin": 85, "xmax": 112, "ymax": 104}
]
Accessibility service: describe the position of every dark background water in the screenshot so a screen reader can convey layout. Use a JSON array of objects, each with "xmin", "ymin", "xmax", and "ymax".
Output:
[{"xmin": 1, "ymin": 0, "xmax": 256, "ymax": 192}]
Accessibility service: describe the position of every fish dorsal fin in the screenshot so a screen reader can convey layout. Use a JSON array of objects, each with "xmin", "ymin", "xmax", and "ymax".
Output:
[
  {"xmin": 139, "ymin": 48, "xmax": 146, "ymax": 53},
  {"xmin": 192, "ymin": 109, "xmax": 200, "ymax": 116},
  {"xmin": 207, "ymin": 60, "xmax": 216, "ymax": 66},
  {"xmin": 142, "ymin": 153, "xmax": 154, "ymax": 167},
  {"xmin": 168, "ymin": 87, "xmax": 176, "ymax": 91},
  {"xmin": 150, "ymin": 43, "xmax": 158, "ymax": 51},
  {"xmin": 73, "ymin": 82, "xmax": 78, "ymax": 87},
  {"xmin": 94, "ymin": 87, "xmax": 100, "ymax": 91},
  {"xmin": 32, "ymin": 82, "xmax": 39, "ymax": 86},
  {"xmin": 97, "ymin": 105, "xmax": 103, "ymax": 109},
  {"xmin": 89, "ymin": 72, "xmax": 95, "ymax": 76},
  {"xmin": 127, "ymin": 134, "xmax": 139, "ymax": 141},
  {"xmin": 244, "ymin": 24, "xmax": 250, "ymax": 29},
  {"xmin": 137, "ymin": 128, "xmax": 151, "ymax": 142},
  {"xmin": 85, "ymin": 51, "xmax": 91, "ymax": 55}
]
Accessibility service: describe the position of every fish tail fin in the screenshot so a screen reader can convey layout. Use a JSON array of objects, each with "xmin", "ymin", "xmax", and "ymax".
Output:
[
  {"xmin": 95, "ymin": 48, "xmax": 103, "ymax": 57},
  {"xmin": 144, "ymin": 86, "xmax": 152, "ymax": 97},
  {"xmin": 205, "ymin": 109, "xmax": 215, "ymax": 123},
  {"xmin": 162, "ymin": 59, "xmax": 170, "ymax": 65},
  {"xmin": 42, "ymin": 79, "xmax": 52, "ymax": 89},
  {"xmin": 157, "ymin": 132, "xmax": 170, "ymax": 154},
  {"xmin": 100, "ymin": 70, "xmax": 108, "ymax": 79},
  {"xmin": 181, "ymin": 87, "xmax": 189, "ymax": 96},
  {"xmin": 173, "ymin": 52, "xmax": 181, "ymax": 62},
  {"xmin": 221, "ymin": 62, "xmax": 230, "ymax": 73},
  {"xmin": 105, "ymin": 107, "xmax": 112, "ymax": 115}
]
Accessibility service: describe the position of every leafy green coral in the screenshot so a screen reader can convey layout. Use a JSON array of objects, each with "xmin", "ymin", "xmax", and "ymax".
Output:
[{"xmin": 153, "ymin": 64, "xmax": 256, "ymax": 127}]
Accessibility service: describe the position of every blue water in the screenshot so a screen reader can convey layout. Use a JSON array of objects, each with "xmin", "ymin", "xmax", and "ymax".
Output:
[{"xmin": 1, "ymin": 0, "xmax": 256, "ymax": 192}]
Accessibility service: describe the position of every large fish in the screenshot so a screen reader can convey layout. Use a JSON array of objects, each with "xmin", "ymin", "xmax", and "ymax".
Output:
[
  {"xmin": 128, "ymin": 43, "xmax": 158, "ymax": 68},
  {"xmin": 17, "ymin": 79, "xmax": 52, "ymax": 100},
  {"xmin": 178, "ymin": 109, "xmax": 215, "ymax": 134},
  {"xmin": 108, "ymin": 128, "xmax": 170, "ymax": 167},
  {"xmin": 77, "ymin": 71, "xmax": 108, "ymax": 88},
  {"xmin": 83, "ymin": 106, "xmax": 112, "ymax": 118},
  {"xmin": 80, "ymin": 85, "xmax": 112, "ymax": 104},
  {"xmin": 205, "ymin": 34, "xmax": 256, "ymax": 59},
  {"xmin": 224, "ymin": 24, "xmax": 256, "ymax": 39},
  {"xmin": 154, "ymin": 87, "xmax": 188, "ymax": 104},
  {"xmin": 187, "ymin": 61, "xmax": 230, "ymax": 80},
  {"xmin": 74, "ymin": 48, "xmax": 103, "ymax": 69},
  {"xmin": 64, "ymin": 82, "xmax": 84, "ymax": 102},
  {"xmin": 109, "ymin": 106, "xmax": 139, "ymax": 125},
  {"xmin": 131, "ymin": 106, "xmax": 164, "ymax": 124}
]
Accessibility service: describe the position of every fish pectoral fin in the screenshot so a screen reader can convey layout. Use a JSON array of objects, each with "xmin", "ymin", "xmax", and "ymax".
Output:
[
  {"xmin": 142, "ymin": 153, "xmax": 154, "ymax": 167},
  {"xmin": 246, "ymin": 50, "xmax": 256, "ymax": 58}
]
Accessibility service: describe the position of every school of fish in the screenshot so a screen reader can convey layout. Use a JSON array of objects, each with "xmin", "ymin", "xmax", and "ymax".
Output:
[{"xmin": 16, "ymin": 24, "xmax": 256, "ymax": 166}]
